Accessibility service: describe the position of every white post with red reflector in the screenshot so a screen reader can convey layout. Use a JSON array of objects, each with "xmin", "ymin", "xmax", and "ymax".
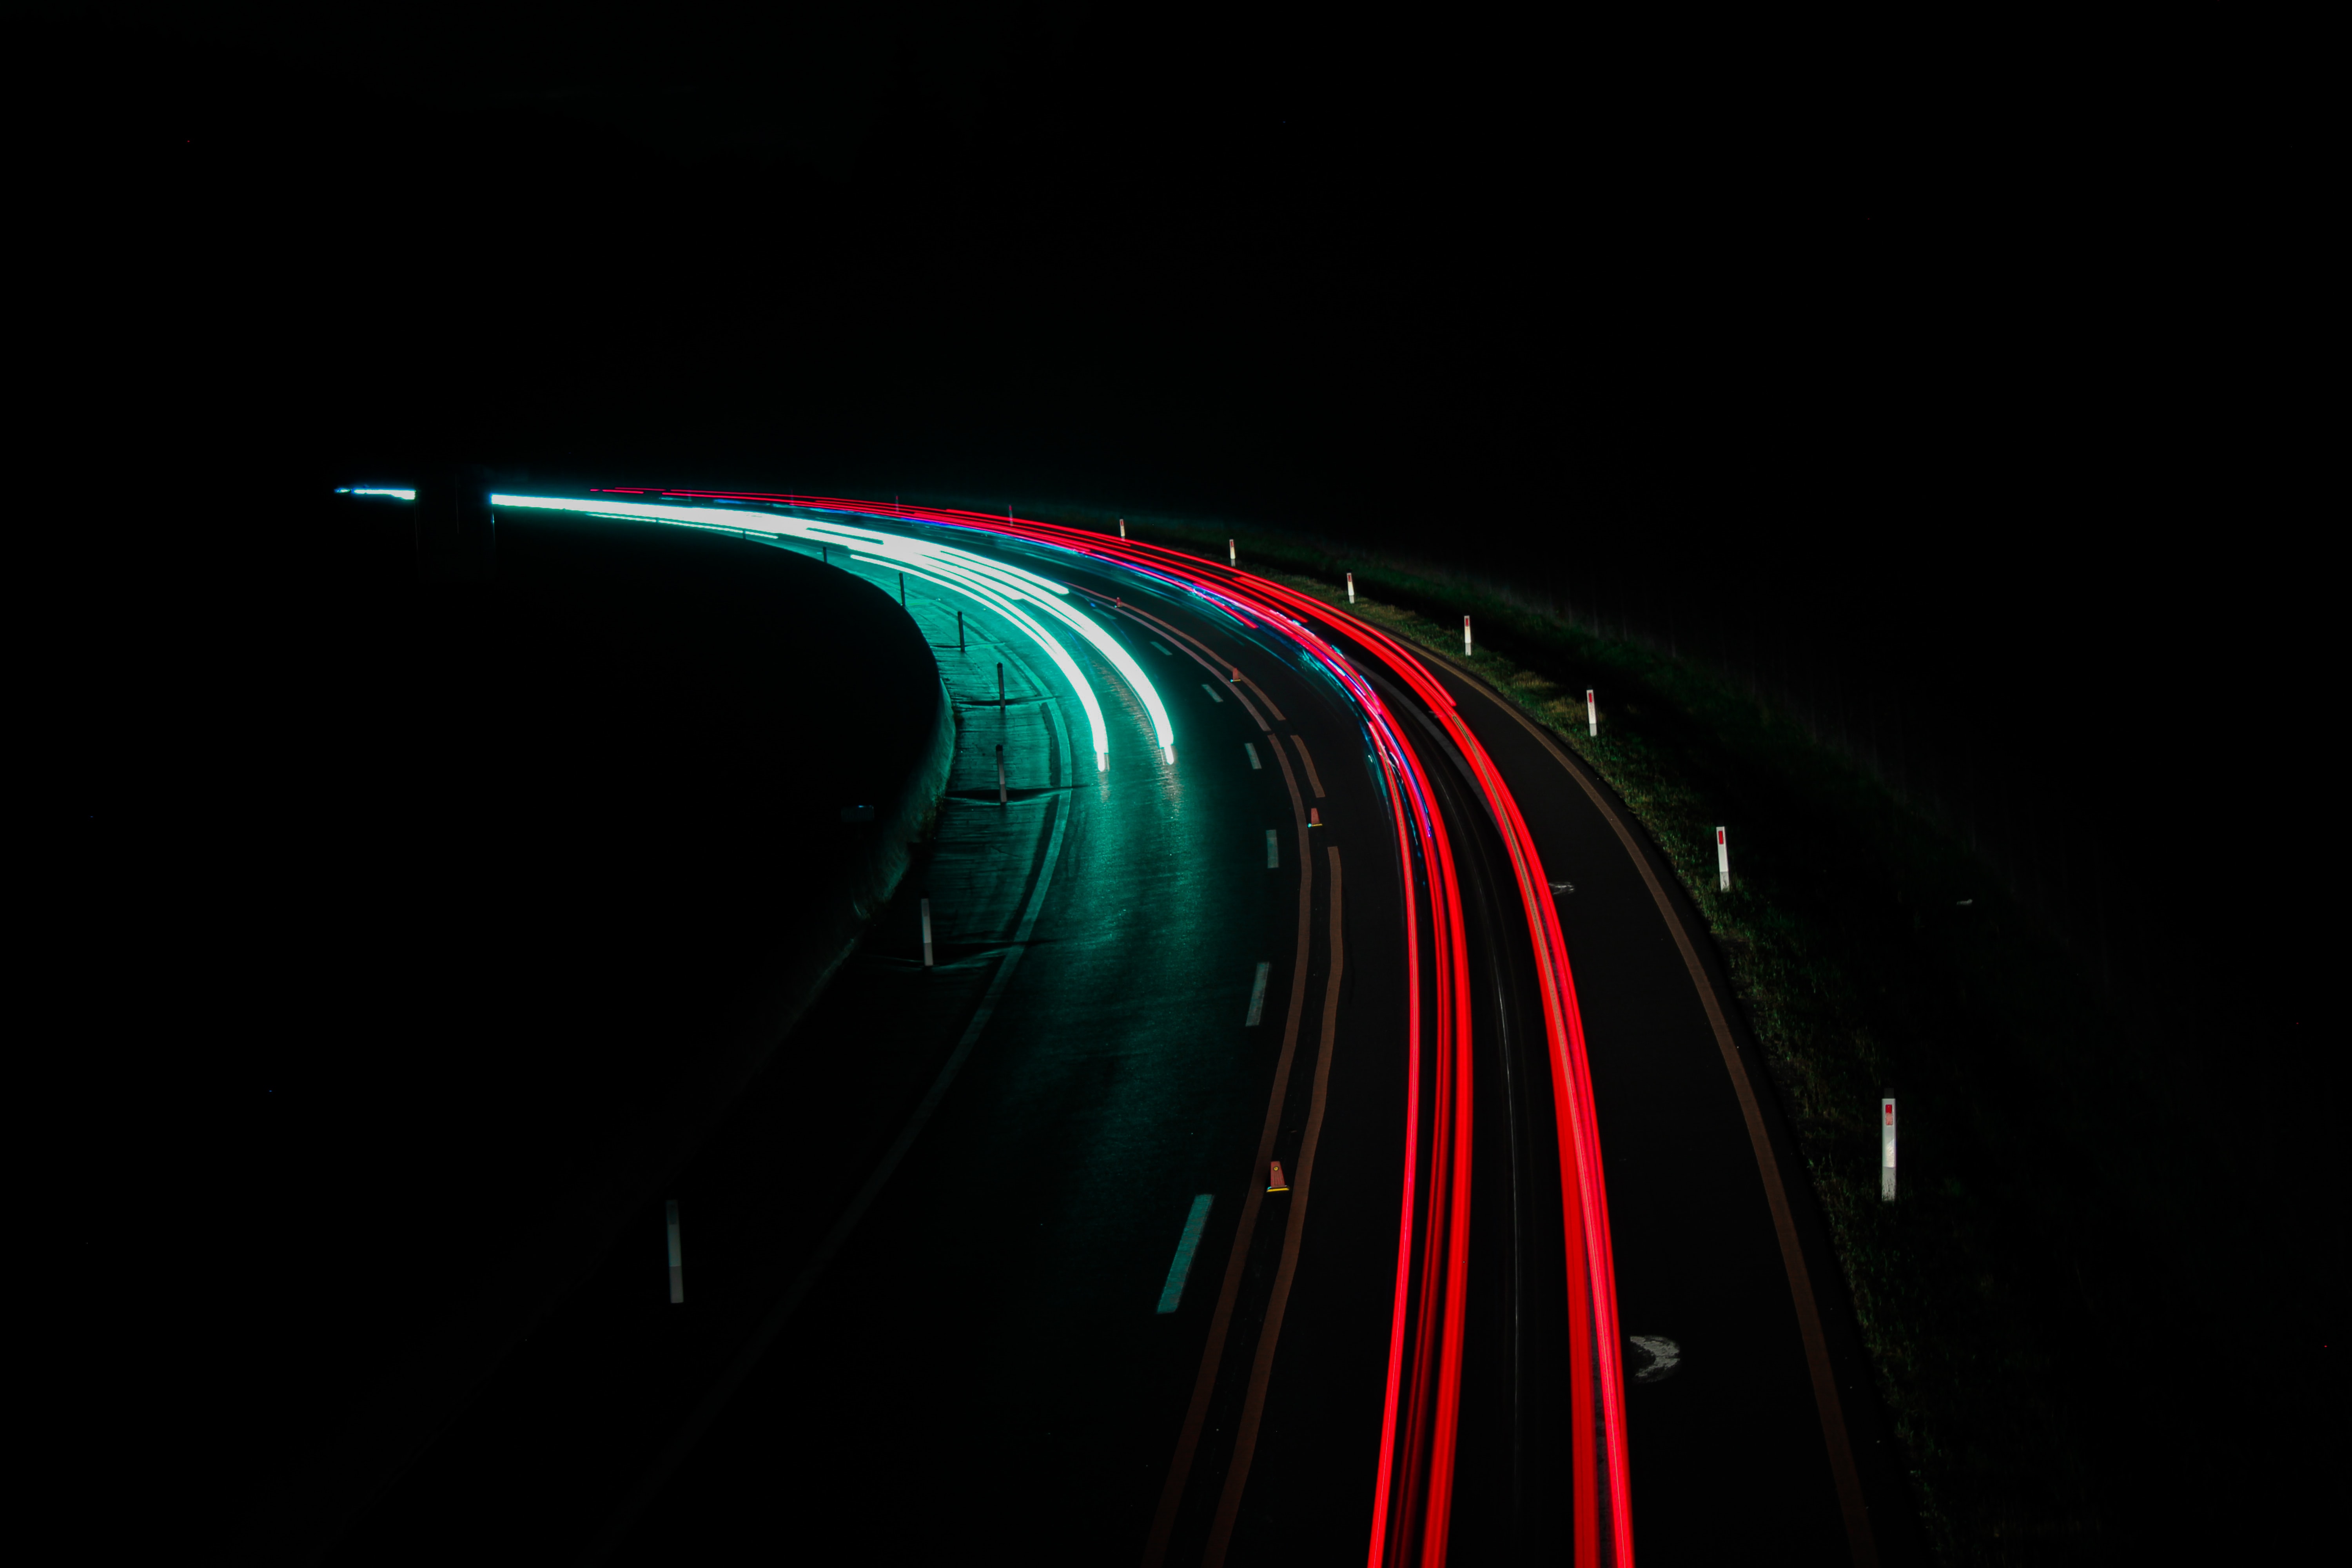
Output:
[
  {"xmin": 1347, "ymin": 572, "xmax": 1355, "ymax": 604},
  {"xmin": 1881, "ymin": 1096, "xmax": 1897, "ymax": 1201},
  {"xmin": 1118, "ymin": 518, "xmax": 1126, "ymax": 538},
  {"xmin": 1716, "ymin": 826, "xmax": 1730, "ymax": 891},
  {"xmin": 1228, "ymin": 538, "xmax": 1237, "ymax": 566},
  {"xmin": 920, "ymin": 898, "xmax": 935, "ymax": 968},
  {"xmin": 1463, "ymin": 616, "xmax": 1473, "ymax": 656},
  {"xmin": 1586, "ymin": 689, "xmax": 1597, "ymax": 736}
]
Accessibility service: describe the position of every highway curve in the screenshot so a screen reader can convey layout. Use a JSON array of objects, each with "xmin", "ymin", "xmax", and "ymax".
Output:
[
  {"xmin": 309, "ymin": 487, "xmax": 1903, "ymax": 1566},
  {"xmin": 1412, "ymin": 656, "xmax": 1922, "ymax": 1567}
]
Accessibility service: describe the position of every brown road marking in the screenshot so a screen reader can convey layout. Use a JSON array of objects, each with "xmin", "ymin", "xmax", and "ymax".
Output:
[
  {"xmin": 1201, "ymin": 846, "xmax": 1346, "ymax": 1565},
  {"xmin": 1105, "ymin": 597, "xmax": 1282, "ymax": 721},
  {"xmin": 1289, "ymin": 734, "xmax": 1327, "ymax": 799},
  {"xmin": 1235, "ymin": 671, "xmax": 1286, "ymax": 721},
  {"xmin": 1225, "ymin": 682, "xmax": 1273, "ymax": 732},
  {"xmin": 1108, "ymin": 602, "xmax": 1272, "ymax": 731},
  {"xmin": 1140, "ymin": 721, "xmax": 1320, "ymax": 1568},
  {"xmin": 1442, "ymin": 659, "xmax": 1880, "ymax": 1568},
  {"xmin": 1112, "ymin": 601, "xmax": 1228, "ymax": 672}
]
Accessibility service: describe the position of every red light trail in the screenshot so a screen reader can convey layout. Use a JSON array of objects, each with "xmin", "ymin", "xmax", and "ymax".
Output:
[{"xmin": 598, "ymin": 487, "xmax": 1634, "ymax": 1567}]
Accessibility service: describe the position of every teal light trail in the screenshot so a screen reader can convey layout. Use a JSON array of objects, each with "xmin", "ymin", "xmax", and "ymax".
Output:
[{"xmin": 484, "ymin": 494, "xmax": 1176, "ymax": 770}]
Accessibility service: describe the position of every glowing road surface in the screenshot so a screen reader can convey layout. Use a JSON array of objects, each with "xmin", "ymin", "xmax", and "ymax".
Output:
[{"xmin": 459, "ymin": 486, "xmax": 1638, "ymax": 1566}]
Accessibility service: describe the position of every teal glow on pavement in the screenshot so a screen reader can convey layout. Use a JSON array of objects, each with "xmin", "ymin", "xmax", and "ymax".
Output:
[
  {"xmin": 485, "ymin": 494, "xmax": 1176, "ymax": 769},
  {"xmin": 853, "ymin": 553, "xmax": 1110, "ymax": 767}
]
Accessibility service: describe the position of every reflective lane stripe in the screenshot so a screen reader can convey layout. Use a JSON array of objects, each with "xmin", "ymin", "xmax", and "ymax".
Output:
[
  {"xmin": 666, "ymin": 1200, "xmax": 684, "ymax": 1305},
  {"xmin": 1200, "ymin": 682, "xmax": 1225, "ymax": 704},
  {"xmin": 1265, "ymin": 829, "xmax": 1279, "ymax": 869},
  {"xmin": 1245, "ymin": 961, "xmax": 1271, "ymax": 1026},
  {"xmin": 1156, "ymin": 1195, "xmax": 1216, "ymax": 1314},
  {"xmin": 1245, "ymin": 743, "xmax": 1262, "ymax": 770},
  {"xmin": 1151, "ymin": 641, "xmax": 1174, "ymax": 655}
]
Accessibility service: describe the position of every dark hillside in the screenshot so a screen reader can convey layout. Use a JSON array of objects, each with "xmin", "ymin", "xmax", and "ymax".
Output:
[{"xmin": 66, "ymin": 491, "xmax": 950, "ymax": 1546}]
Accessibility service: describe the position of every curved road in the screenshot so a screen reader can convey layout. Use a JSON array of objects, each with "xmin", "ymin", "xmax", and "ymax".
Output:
[{"xmin": 309, "ymin": 490, "xmax": 1911, "ymax": 1566}]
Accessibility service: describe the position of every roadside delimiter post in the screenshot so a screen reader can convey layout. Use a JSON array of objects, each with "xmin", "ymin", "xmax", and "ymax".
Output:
[{"xmin": 1881, "ymin": 1095, "xmax": 1898, "ymax": 1201}]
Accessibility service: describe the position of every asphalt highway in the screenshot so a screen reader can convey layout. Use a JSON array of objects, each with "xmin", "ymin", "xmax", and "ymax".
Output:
[
  {"xmin": 610, "ymin": 541, "xmax": 1421, "ymax": 1566},
  {"xmin": 311, "ymin": 494, "xmax": 1915, "ymax": 1566},
  {"xmin": 1413, "ymin": 656, "xmax": 1922, "ymax": 1568},
  {"xmin": 320, "ymin": 519, "xmax": 1436, "ymax": 1565}
]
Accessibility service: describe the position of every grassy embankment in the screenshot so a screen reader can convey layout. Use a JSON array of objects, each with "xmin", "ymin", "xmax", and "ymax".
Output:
[{"xmin": 1004, "ymin": 507, "xmax": 2189, "ymax": 1565}]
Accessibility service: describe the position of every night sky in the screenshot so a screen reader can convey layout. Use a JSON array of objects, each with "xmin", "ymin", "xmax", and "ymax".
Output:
[
  {"xmin": 49, "ymin": 7, "xmax": 2330, "ymax": 1548},
  {"xmin": 86, "ymin": 7, "xmax": 2319, "ymax": 1047}
]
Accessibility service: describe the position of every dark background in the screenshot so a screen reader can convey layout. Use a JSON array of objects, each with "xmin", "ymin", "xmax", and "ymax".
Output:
[
  {"xmin": 42, "ymin": 3, "xmax": 2332, "ymax": 1554},
  {"xmin": 81, "ymin": 3, "xmax": 2321, "ymax": 1127}
]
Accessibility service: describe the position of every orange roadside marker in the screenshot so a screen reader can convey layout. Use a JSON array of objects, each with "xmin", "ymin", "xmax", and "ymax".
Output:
[{"xmin": 1267, "ymin": 1161, "xmax": 1289, "ymax": 1193}]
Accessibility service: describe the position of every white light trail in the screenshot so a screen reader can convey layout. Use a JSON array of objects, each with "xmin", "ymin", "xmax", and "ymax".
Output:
[
  {"xmin": 482, "ymin": 493, "xmax": 1178, "ymax": 770},
  {"xmin": 852, "ymin": 553, "xmax": 1109, "ymax": 767}
]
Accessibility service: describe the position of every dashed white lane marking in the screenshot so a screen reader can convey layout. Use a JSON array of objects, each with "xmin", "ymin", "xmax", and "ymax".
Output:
[
  {"xmin": 1108, "ymin": 602, "xmax": 1267, "ymax": 725},
  {"xmin": 1265, "ymin": 829, "xmax": 1280, "ymax": 869},
  {"xmin": 1245, "ymin": 743, "xmax": 1263, "ymax": 770},
  {"xmin": 1156, "ymin": 1195, "xmax": 1216, "ymax": 1314},
  {"xmin": 1245, "ymin": 961, "xmax": 1271, "ymax": 1026},
  {"xmin": 1151, "ymin": 641, "xmax": 1174, "ymax": 655},
  {"xmin": 1200, "ymin": 682, "xmax": 1225, "ymax": 704}
]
